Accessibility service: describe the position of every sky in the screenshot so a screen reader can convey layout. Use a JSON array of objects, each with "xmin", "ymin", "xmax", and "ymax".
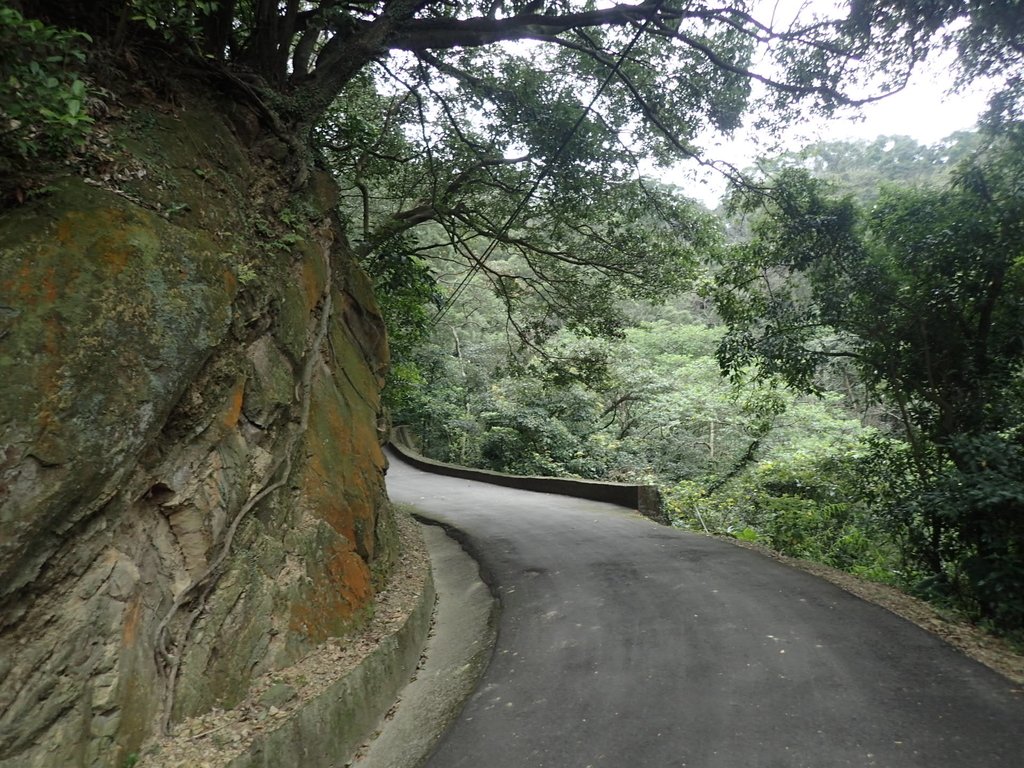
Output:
[
  {"xmin": 663, "ymin": 3, "xmax": 996, "ymax": 206},
  {"xmin": 677, "ymin": 68, "xmax": 990, "ymax": 206}
]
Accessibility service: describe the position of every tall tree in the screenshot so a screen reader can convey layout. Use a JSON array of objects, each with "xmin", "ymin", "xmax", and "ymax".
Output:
[{"xmin": 710, "ymin": 128, "xmax": 1024, "ymax": 625}]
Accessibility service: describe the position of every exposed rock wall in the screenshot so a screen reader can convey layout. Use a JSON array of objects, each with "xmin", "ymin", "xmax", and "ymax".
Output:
[{"xmin": 0, "ymin": 90, "xmax": 394, "ymax": 767}]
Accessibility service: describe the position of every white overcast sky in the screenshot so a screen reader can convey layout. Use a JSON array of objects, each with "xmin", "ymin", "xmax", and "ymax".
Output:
[{"xmin": 661, "ymin": 1, "xmax": 995, "ymax": 205}]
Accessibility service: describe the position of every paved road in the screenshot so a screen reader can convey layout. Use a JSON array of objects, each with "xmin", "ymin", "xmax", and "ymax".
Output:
[{"xmin": 385, "ymin": 453, "xmax": 1024, "ymax": 768}]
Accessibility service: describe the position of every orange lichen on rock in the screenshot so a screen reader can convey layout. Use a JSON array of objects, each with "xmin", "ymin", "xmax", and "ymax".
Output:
[
  {"xmin": 222, "ymin": 267, "xmax": 237, "ymax": 296},
  {"xmin": 299, "ymin": 251, "xmax": 325, "ymax": 313},
  {"xmin": 220, "ymin": 377, "xmax": 246, "ymax": 431},
  {"xmin": 70, "ymin": 208, "xmax": 136, "ymax": 274},
  {"xmin": 288, "ymin": 539, "xmax": 373, "ymax": 642},
  {"xmin": 3, "ymin": 261, "xmax": 58, "ymax": 305},
  {"xmin": 300, "ymin": 367, "xmax": 378, "ymax": 556},
  {"xmin": 121, "ymin": 594, "xmax": 143, "ymax": 649}
]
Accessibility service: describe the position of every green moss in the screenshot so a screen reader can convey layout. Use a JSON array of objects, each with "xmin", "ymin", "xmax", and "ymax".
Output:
[{"xmin": 0, "ymin": 176, "xmax": 237, "ymax": 579}]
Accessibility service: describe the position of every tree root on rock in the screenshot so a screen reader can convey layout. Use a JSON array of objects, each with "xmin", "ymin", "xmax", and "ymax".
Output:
[{"xmin": 154, "ymin": 243, "xmax": 335, "ymax": 736}]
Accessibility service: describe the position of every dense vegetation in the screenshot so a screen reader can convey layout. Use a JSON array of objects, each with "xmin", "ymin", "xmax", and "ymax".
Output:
[
  {"xmin": 714, "ymin": 130, "xmax": 1024, "ymax": 626},
  {"xmin": 390, "ymin": 129, "xmax": 1024, "ymax": 635},
  {"xmin": 3, "ymin": 1, "xmax": 1023, "ymax": 634}
]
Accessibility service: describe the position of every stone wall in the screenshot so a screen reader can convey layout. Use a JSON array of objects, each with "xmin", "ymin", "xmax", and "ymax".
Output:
[{"xmin": 0, "ymin": 90, "xmax": 394, "ymax": 767}]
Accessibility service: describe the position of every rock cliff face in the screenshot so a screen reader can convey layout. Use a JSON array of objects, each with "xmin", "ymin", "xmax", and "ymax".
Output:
[{"xmin": 0, "ymin": 88, "xmax": 394, "ymax": 767}]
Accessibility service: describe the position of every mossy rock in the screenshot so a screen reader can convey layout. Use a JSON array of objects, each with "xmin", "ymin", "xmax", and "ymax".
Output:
[{"xmin": 0, "ymin": 177, "xmax": 236, "ymax": 601}]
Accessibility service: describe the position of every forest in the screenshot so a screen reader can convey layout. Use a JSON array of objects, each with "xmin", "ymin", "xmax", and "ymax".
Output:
[{"xmin": 4, "ymin": 0, "xmax": 1023, "ymax": 646}]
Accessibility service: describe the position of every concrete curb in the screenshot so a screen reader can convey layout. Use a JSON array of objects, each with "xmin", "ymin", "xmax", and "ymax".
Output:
[
  {"xmin": 350, "ymin": 523, "xmax": 499, "ymax": 768},
  {"xmin": 224, "ymin": 566, "xmax": 436, "ymax": 768},
  {"xmin": 388, "ymin": 427, "xmax": 668, "ymax": 525}
]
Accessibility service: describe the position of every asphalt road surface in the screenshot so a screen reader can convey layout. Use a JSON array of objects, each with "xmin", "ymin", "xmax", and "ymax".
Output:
[{"xmin": 385, "ymin": 453, "xmax": 1024, "ymax": 768}]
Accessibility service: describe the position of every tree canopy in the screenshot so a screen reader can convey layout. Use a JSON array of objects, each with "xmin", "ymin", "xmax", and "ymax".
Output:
[
  {"xmin": 20, "ymin": 1, "xmax": 976, "ymax": 124},
  {"xmin": 10, "ymin": 2, "xmax": 1022, "ymax": 336}
]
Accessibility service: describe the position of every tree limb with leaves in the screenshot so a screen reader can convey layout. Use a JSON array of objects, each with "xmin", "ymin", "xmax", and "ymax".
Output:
[{"xmin": 12, "ymin": 0, "xmax": 1024, "ymax": 353}]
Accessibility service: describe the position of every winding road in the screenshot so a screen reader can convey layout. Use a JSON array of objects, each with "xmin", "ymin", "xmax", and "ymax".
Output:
[{"xmin": 384, "ymin": 452, "xmax": 1024, "ymax": 767}]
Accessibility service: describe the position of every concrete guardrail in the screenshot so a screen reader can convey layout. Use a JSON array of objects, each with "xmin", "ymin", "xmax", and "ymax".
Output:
[{"xmin": 389, "ymin": 426, "xmax": 668, "ymax": 526}]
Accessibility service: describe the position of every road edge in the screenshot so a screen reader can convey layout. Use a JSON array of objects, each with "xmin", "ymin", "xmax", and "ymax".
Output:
[
  {"xmin": 349, "ymin": 520, "xmax": 500, "ymax": 768},
  {"xmin": 724, "ymin": 535, "xmax": 1024, "ymax": 685},
  {"xmin": 387, "ymin": 433, "xmax": 667, "ymax": 524}
]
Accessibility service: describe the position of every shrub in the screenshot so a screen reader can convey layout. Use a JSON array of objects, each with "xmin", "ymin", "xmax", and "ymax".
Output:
[
  {"xmin": 665, "ymin": 449, "xmax": 901, "ymax": 582},
  {"xmin": 0, "ymin": 6, "xmax": 94, "ymax": 167}
]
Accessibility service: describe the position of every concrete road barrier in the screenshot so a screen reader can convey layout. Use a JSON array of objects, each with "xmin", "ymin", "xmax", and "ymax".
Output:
[{"xmin": 389, "ymin": 426, "xmax": 667, "ymax": 525}]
